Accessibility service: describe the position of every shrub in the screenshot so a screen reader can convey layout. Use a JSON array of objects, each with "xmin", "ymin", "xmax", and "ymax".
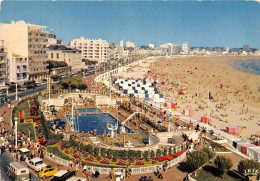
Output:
[
  {"xmin": 156, "ymin": 149, "xmax": 162, "ymax": 157},
  {"xmin": 107, "ymin": 149, "xmax": 113, "ymax": 157},
  {"xmin": 163, "ymin": 148, "xmax": 168, "ymax": 156},
  {"xmin": 101, "ymin": 148, "xmax": 107, "ymax": 157},
  {"xmin": 238, "ymin": 159, "xmax": 260, "ymax": 174},
  {"xmin": 94, "ymin": 147, "xmax": 100, "ymax": 156},
  {"xmin": 214, "ymin": 155, "xmax": 233, "ymax": 178},
  {"xmin": 150, "ymin": 150, "xmax": 155, "ymax": 158}
]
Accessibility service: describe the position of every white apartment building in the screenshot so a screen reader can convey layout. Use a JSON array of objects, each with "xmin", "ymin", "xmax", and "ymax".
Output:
[
  {"xmin": 182, "ymin": 42, "xmax": 191, "ymax": 55},
  {"xmin": 70, "ymin": 37, "xmax": 109, "ymax": 64},
  {"xmin": 47, "ymin": 45, "xmax": 85, "ymax": 71},
  {"xmin": 0, "ymin": 21, "xmax": 48, "ymax": 81},
  {"xmin": 120, "ymin": 40, "xmax": 124, "ymax": 47},
  {"xmin": 0, "ymin": 40, "xmax": 7, "ymax": 87},
  {"xmin": 160, "ymin": 43, "xmax": 180, "ymax": 55},
  {"xmin": 149, "ymin": 43, "xmax": 155, "ymax": 49},
  {"xmin": 125, "ymin": 41, "xmax": 136, "ymax": 49},
  {"xmin": 9, "ymin": 53, "xmax": 28, "ymax": 83}
]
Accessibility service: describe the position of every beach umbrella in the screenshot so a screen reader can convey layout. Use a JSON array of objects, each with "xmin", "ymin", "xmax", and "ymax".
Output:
[
  {"xmin": 157, "ymin": 120, "xmax": 162, "ymax": 124},
  {"xmin": 51, "ymin": 109, "xmax": 57, "ymax": 113},
  {"xmin": 220, "ymin": 84, "xmax": 223, "ymax": 88},
  {"xmin": 49, "ymin": 105, "xmax": 55, "ymax": 108},
  {"xmin": 178, "ymin": 92, "xmax": 182, "ymax": 95}
]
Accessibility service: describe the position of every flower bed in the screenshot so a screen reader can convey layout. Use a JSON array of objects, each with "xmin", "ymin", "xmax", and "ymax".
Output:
[
  {"xmin": 136, "ymin": 162, "xmax": 144, "ymax": 166},
  {"xmin": 116, "ymin": 161, "xmax": 126, "ymax": 166},
  {"xmin": 100, "ymin": 160, "xmax": 110, "ymax": 164}
]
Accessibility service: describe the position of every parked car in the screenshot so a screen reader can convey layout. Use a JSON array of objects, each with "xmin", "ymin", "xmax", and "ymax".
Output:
[
  {"xmin": 39, "ymin": 165, "xmax": 58, "ymax": 179},
  {"xmin": 51, "ymin": 170, "xmax": 76, "ymax": 181},
  {"xmin": 18, "ymin": 148, "xmax": 31, "ymax": 161},
  {"xmin": 25, "ymin": 157, "xmax": 47, "ymax": 172},
  {"xmin": 66, "ymin": 176, "xmax": 87, "ymax": 181},
  {"xmin": 7, "ymin": 162, "xmax": 30, "ymax": 181}
]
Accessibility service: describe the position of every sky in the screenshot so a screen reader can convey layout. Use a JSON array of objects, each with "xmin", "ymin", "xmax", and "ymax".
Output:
[{"xmin": 0, "ymin": 1, "xmax": 260, "ymax": 48}]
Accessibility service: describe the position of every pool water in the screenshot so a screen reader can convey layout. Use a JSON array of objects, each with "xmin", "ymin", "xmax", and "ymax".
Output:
[
  {"xmin": 76, "ymin": 111, "xmax": 121, "ymax": 135},
  {"xmin": 77, "ymin": 108, "xmax": 101, "ymax": 113}
]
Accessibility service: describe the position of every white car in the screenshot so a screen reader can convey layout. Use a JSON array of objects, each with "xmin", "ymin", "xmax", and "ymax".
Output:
[
  {"xmin": 66, "ymin": 176, "xmax": 87, "ymax": 181},
  {"xmin": 25, "ymin": 157, "xmax": 47, "ymax": 172}
]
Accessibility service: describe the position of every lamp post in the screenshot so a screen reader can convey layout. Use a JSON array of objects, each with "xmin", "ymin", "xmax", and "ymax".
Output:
[
  {"xmin": 15, "ymin": 81, "xmax": 18, "ymax": 101},
  {"xmin": 14, "ymin": 117, "xmax": 18, "ymax": 150}
]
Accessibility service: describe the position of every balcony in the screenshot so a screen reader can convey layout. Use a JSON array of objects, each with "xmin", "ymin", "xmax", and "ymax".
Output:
[
  {"xmin": 0, "ymin": 52, "xmax": 7, "ymax": 57},
  {"xmin": 0, "ymin": 60, "xmax": 6, "ymax": 64},
  {"xmin": 0, "ymin": 67, "xmax": 6, "ymax": 72}
]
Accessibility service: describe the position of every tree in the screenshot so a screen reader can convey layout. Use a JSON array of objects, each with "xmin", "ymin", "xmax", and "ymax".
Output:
[
  {"xmin": 106, "ymin": 149, "xmax": 113, "ymax": 157},
  {"xmin": 70, "ymin": 81, "xmax": 78, "ymax": 89},
  {"xmin": 61, "ymin": 79, "xmax": 70, "ymax": 89},
  {"xmin": 9, "ymin": 83, "xmax": 20, "ymax": 92},
  {"xmin": 78, "ymin": 83, "xmax": 87, "ymax": 90},
  {"xmin": 156, "ymin": 149, "xmax": 162, "ymax": 157},
  {"xmin": 51, "ymin": 74, "xmax": 60, "ymax": 81},
  {"xmin": 163, "ymin": 148, "xmax": 168, "ymax": 156},
  {"xmin": 150, "ymin": 150, "xmax": 155, "ymax": 158},
  {"xmin": 214, "ymin": 155, "xmax": 233, "ymax": 178},
  {"xmin": 101, "ymin": 148, "xmax": 107, "ymax": 157},
  {"xmin": 186, "ymin": 150, "xmax": 209, "ymax": 175},
  {"xmin": 238, "ymin": 159, "xmax": 260, "ymax": 174},
  {"xmin": 143, "ymin": 151, "xmax": 149, "ymax": 161},
  {"xmin": 94, "ymin": 147, "xmax": 100, "ymax": 156},
  {"xmin": 201, "ymin": 147, "xmax": 216, "ymax": 160}
]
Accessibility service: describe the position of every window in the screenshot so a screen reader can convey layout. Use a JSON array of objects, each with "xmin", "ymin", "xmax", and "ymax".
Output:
[
  {"xmin": 56, "ymin": 53, "xmax": 59, "ymax": 59},
  {"xmin": 51, "ymin": 53, "xmax": 53, "ymax": 59}
]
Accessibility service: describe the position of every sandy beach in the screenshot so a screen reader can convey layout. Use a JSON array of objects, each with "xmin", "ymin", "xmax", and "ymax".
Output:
[{"xmin": 114, "ymin": 56, "xmax": 260, "ymax": 140}]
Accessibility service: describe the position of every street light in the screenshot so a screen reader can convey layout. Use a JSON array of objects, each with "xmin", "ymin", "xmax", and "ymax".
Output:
[{"xmin": 14, "ymin": 117, "xmax": 18, "ymax": 150}]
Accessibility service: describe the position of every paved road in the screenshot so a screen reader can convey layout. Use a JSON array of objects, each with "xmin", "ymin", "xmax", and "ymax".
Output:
[{"xmin": 0, "ymin": 151, "xmax": 39, "ymax": 181}]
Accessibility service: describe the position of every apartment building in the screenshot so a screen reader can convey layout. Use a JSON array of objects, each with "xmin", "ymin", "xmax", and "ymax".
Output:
[
  {"xmin": 0, "ymin": 40, "xmax": 7, "ymax": 86},
  {"xmin": 70, "ymin": 37, "xmax": 109, "ymax": 64},
  {"xmin": 182, "ymin": 42, "xmax": 191, "ymax": 55},
  {"xmin": 9, "ymin": 53, "xmax": 28, "ymax": 83},
  {"xmin": 0, "ymin": 21, "xmax": 48, "ymax": 82},
  {"xmin": 47, "ymin": 45, "xmax": 85, "ymax": 71}
]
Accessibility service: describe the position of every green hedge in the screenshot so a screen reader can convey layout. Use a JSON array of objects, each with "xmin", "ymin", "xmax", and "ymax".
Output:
[{"xmin": 47, "ymin": 146, "xmax": 70, "ymax": 160}]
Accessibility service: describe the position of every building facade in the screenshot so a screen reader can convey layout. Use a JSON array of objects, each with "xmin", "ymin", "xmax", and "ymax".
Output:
[
  {"xmin": 0, "ymin": 40, "xmax": 7, "ymax": 86},
  {"xmin": 125, "ymin": 41, "xmax": 136, "ymax": 49},
  {"xmin": 9, "ymin": 53, "xmax": 28, "ymax": 83},
  {"xmin": 47, "ymin": 45, "xmax": 85, "ymax": 71},
  {"xmin": 69, "ymin": 37, "xmax": 109, "ymax": 64},
  {"xmin": 0, "ymin": 21, "xmax": 48, "ymax": 81},
  {"xmin": 182, "ymin": 42, "xmax": 191, "ymax": 55}
]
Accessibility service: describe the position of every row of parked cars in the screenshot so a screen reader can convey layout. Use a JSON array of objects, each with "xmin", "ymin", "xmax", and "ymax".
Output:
[{"xmin": 7, "ymin": 148, "xmax": 86, "ymax": 181}]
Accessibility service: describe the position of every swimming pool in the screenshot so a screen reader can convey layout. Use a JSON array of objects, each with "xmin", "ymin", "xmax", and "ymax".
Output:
[{"xmin": 75, "ymin": 109, "xmax": 121, "ymax": 135}]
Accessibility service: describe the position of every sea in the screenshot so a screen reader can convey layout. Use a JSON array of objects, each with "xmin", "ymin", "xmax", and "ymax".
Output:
[{"xmin": 231, "ymin": 59, "xmax": 260, "ymax": 75}]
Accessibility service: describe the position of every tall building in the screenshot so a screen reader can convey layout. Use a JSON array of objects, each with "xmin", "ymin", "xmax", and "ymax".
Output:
[
  {"xmin": 149, "ymin": 43, "xmax": 155, "ymax": 49},
  {"xmin": 0, "ymin": 21, "xmax": 48, "ymax": 81},
  {"xmin": 0, "ymin": 40, "xmax": 7, "ymax": 86},
  {"xmin": 171, "ymin": 44, "xmax": 180, "ymax": 55},
  {"xmin": 120, "ymin": 40, "xmax": 124, "ymax": 47},
  {"xmin": 47, "ymin": 45, "xmax": 85, "ymax": 71},
  {"xmin": 126, "ymin": 41, "xmax": 136, "ymax": 49},
  {"xmin": 69, "ymin": 37, "xmax": 109, "ymax": 64},
  {"xmin": 182, "ymin": 42, "xmax": 191, "ymax": 55},
  {"xmin": 47, "ymin": 30, "xmax": 64, "ymax": 47}
]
